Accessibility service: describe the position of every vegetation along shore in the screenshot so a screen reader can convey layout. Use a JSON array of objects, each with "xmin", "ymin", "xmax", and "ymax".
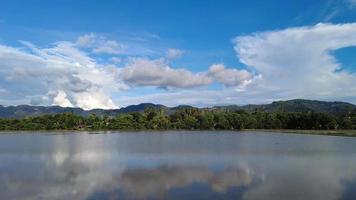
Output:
[
  {"xmin": 0, "ymin": 107, "xmax": 355, "ymax": 136},
  {"xmin": 1, "ymin": 100, "xmax": 355, "ymax": 136}
]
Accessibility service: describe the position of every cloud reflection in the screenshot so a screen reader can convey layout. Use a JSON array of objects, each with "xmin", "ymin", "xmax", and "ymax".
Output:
[
  {"xmin": 1, "ymin": 133, "xmax": 356, "ymax": 200},
  {"xmin": 0, "ymin": 161, "xmax": 258, "ymax": 200},
  {"xmin": 112, "ymin": 165, "xmax": 257, "ymax": 199}
]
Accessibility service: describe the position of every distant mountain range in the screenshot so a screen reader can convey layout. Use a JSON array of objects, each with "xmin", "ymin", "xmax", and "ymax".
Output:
[
  {"xmin": 215, "ymin": 99, "xmax": 356, "ymax": 115},
  {"xmin": 0, "ymin": 103, "xmax": 194, "ymax": 118},
  {"xmin": 0, "ymin": 99, "xmax": 355, "ymax": 118}
]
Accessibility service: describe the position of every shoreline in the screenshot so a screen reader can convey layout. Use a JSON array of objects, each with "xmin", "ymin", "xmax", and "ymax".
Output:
[
  {"xmin": 0, "ymin": 129, "xmax": 356, "ymax": 137},
  {"xmin": 243, "ymin": 129, "xmax": 356, "ymax": 137}
]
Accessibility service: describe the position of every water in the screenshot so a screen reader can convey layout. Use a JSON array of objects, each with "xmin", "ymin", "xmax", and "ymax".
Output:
[{"xmin": 0, "ymin": 131, "xmax": 356, "ymax": 200}]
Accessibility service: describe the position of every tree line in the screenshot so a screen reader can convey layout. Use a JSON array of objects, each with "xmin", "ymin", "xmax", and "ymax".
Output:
[{"xmin": 0, "ymin": 107, "xmax": 356, "ymax": 131}]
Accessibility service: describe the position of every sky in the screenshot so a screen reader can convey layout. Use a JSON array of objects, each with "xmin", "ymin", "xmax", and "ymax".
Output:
[{"xmin": 1, "ymin": 0, "xmax": 356, "ymax": 109}]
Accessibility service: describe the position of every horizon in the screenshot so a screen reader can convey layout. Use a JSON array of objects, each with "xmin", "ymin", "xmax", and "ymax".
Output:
[{"xmin": 1, "ymin": 0, "xmax": 356, "ymax": 109}]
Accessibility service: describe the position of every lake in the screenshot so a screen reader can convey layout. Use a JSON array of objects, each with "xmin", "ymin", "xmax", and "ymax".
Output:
[{"xmin": 0, "ymin": 131, "xmax": 356, "ymax": 200}]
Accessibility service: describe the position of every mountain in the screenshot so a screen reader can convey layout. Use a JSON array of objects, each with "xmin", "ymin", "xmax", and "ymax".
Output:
[
  {"xmin": 119, "ymin": 103, "xmax": 166, "ymax": 113},
  {"xmin": 0, "ymin": 103, "xmax": 166, "ymax": 118},
  {"xmin": 0, "ymin": 99, "xmax": 355, "ymax": 118},
  {"xmin": 0, "ymin": 105, "xmax": 88, "ymax": 118},
  {"xmin": 216, "ymin": 99, "xmax": 356, "ymax": 115}
]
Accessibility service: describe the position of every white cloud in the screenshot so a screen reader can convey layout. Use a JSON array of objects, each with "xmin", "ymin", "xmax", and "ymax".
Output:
[
  {"xmin": 92, "ymin": 40, "xmax": 123, "ymax": 54},
  {"xmin": 234, "ymin": 23, "xmax": 356, "ymax": 101},
  {"xmin": 119, "ymin": 58, "xmax": 212, "ymax": 89},
  {"xmin": 53, "ymin": 90, "xmax": 73, "ymax": 107},
  {"xmin": 116, "ymin": 23, "xmax": 356, "ymax": 107},
  {"xmin": 76, "ymin": 33, "xmax": 96, "ymax": 47},
  {"xmin": 76, "ymin": 33, "xmax": 125, "ymax": 55},
  {"xmin": 0, "ymin": 41, "xmax": 122, "ymax": 110},
  {"xmin": 0, "ymin": 38, "xmax": 254, "ymax": 109},
  {"xmin": 166, "ymin": 48, "xmax": 184, "ymax": 59},
  {"xmin": 118, "ymin": 58, "xmax": 254, "ymax": 90},
  {"xmin": 3, "ymin": 23, "xmax": 356, "ymax": 109},
  {"xmin": 207, "ymin": 63, "xmax": 253, "ymax": 88}
]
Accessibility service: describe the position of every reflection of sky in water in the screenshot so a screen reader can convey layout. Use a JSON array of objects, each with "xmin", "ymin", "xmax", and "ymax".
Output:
[{"xmin": 0, "ymin": 131, "xmax": 356, "ymax": 200}]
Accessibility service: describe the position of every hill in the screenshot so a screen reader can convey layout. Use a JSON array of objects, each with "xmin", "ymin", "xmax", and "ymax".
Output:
[
  {"xmin": 0, "ymin": 103, "xmax": 166, "ymax": 118},
  {"xmin": 215, "ymin": 99, "xmax": 356, "ymax": 115}
]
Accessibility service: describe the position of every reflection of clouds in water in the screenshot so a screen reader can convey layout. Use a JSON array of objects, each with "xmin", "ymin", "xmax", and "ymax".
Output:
[
  {"xmin": 118, "ymin": 166, "xmax": 214, "ymax": 198},
  {"xmin": 0, "ymin": 135, "xmax": 124, "ymax": 200},
  {"xmin": 0, "ymin": 135, "xmax": 259, "ymax": 200},
  {"xmin": 1, "ymin": 133, "xmax": 356, "ymax": 200},
  {"xmin": 244, "ymin": 171, "xmax": 343, "ymax": 200},
  {"xmin": 113, "ymin": 165, "xmax": 257, "ymax": 199},
  {"xmin": 1, "ymin": 160, "xmax": 101, "ymax": 200},
  {"xmin": 8, "ymin": 157, "xmax": 356, "ymax": 200},
  {"xmin": 243, "ymin": 157, "xmax": 356, "ymax": 200},
  {"xmin": 0, "ymin": 162, "xmax": 258, "ymax": 200},
  {"xmin": 42, "ymin": 135, "xmax": 123, "ymax": 200},
  {"xmin": 211, "ymin": 166, "xmax": 255, "ymax": 192},
  {"xmin": 51, "ymin": 134, "xmax": 114, "ymax": 165}
]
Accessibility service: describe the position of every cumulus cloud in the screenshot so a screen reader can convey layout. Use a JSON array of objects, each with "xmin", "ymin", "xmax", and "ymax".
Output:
[
  {"xmin": 118, "ymin": 58, "xmax": 254, "ymax": 90},
  {"xmin": 0, "ymin": 38, "xmax": 253, "ymax": 108},
  {"xmin": 53, "ymin": 90, "xmax": 73, "ymax": 107},
  {"xmin": 234, "ymin": 23, "xmax": 356, "ymax": 101},
  {"xmin": 166, "ymin": 48, "xmax": 184, "ymax": 59},
  {"xmin": 0, "ymin": 41, "xmax": 121, "ymax": 109},
  {"xmin": 207, "ymin": 63, "xmax": 253, "ymax": 88},
  {"xmin": 4, "ymin": 23, "xmax": 356, "ymax": 108},
  {"xmin": 119, "ymin": 58, "xmax": 212, "ymax": 89},
  {"xmin": 117, "ymin": 23, "xmax": 356, "ymax": 107}
]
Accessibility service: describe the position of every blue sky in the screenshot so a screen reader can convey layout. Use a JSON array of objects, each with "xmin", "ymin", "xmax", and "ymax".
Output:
[{"xmin": 0, "ymin": 0, "xmax": 356, "ymax": 109}]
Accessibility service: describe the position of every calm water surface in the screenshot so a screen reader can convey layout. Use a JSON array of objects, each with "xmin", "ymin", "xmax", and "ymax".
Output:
[{"xmin": 1, "ymin": 131, "xmax": 356, "ymax": 200}]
